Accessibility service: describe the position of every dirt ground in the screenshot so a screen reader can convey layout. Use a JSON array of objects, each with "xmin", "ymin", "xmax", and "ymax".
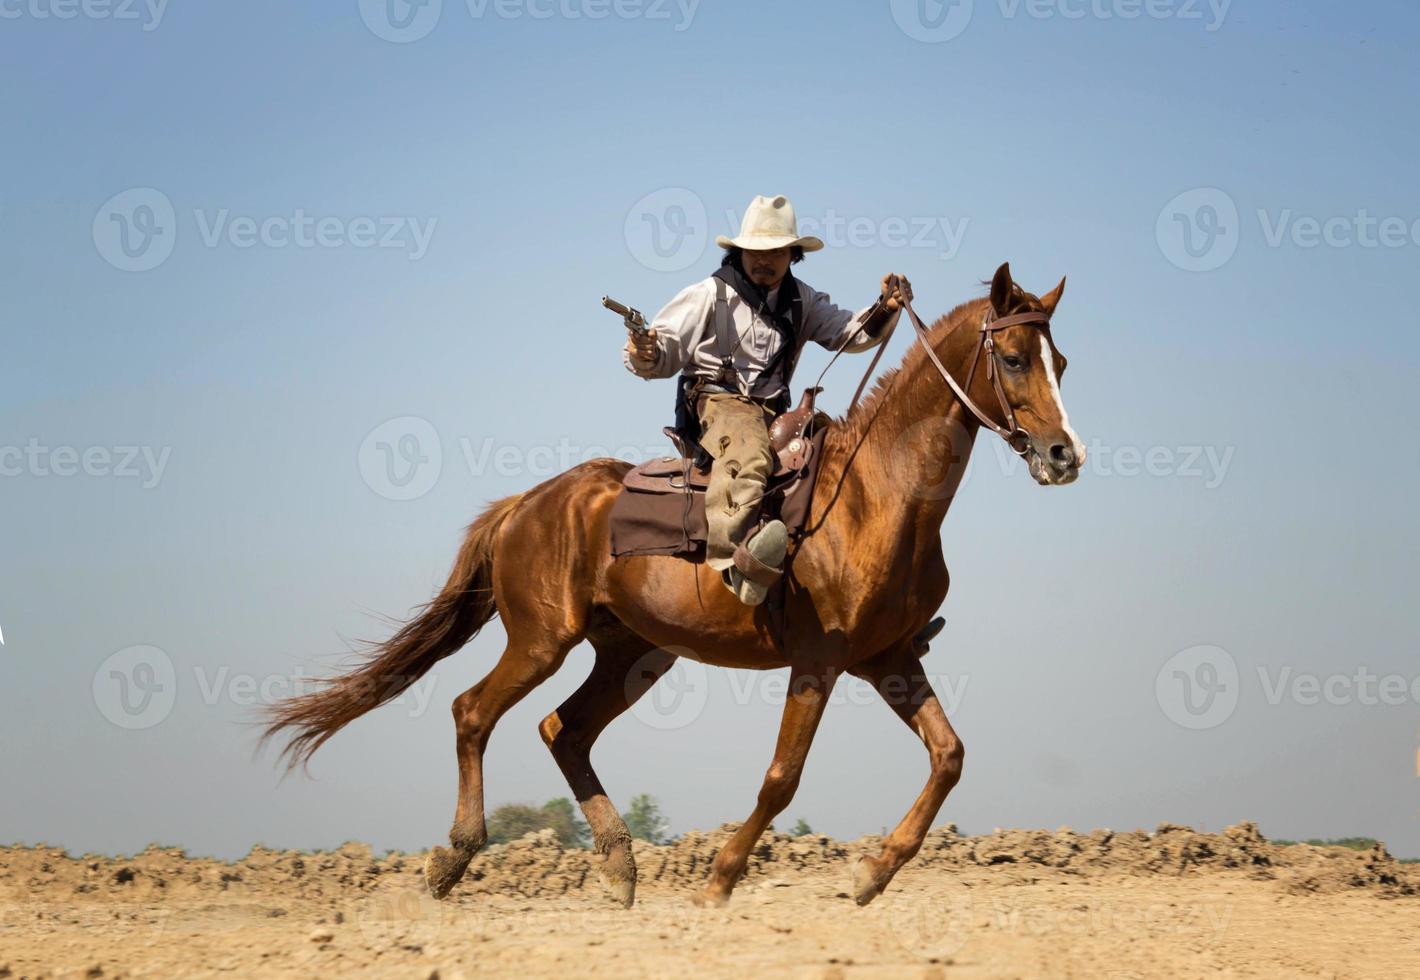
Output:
[{"xmin": 3, "ymin": 822, "xmax": 1417, "ymax": 979}]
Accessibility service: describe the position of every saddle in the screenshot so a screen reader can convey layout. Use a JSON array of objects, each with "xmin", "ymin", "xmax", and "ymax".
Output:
[{"xmin": 608, "ymin": 387, "xmax": 830, "ymax": 560}]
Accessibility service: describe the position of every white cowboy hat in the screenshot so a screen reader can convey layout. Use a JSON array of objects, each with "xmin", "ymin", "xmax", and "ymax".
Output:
[{"xmin": 715, "ymin": 194, "xmax": 824, "ymax": 253}]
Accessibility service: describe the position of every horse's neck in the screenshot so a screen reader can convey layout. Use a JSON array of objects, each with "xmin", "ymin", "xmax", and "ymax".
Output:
[{"xmin": 817, "ymin": 299, "xmax": 991, "ymax": 549}]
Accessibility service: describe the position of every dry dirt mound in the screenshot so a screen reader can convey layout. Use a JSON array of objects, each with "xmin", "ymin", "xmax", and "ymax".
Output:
[{"xmin": 2, "ymin": 821, "xmax": 1414, "ymax": 905}]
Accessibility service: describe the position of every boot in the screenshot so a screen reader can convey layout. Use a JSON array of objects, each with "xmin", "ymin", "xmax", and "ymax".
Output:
[{"xmin": 724, "ymin": 520, "xmax": 788, "ymax": 607}]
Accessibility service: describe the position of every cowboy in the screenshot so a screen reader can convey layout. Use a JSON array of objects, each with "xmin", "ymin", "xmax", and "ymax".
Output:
[{"xmin": 623, "ymin": 194, "xmax": 912, "ymax": 605}]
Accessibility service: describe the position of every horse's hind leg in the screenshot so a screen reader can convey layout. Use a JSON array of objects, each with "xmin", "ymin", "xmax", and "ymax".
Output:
[
  {"xmin": 539, "ymin": 629, "xmax": 678, "ymax": 908},
  {"xmin": 847, "ymin": 643, "xmax": 964, "ymax": 906},
  {"xmin": 425, "ymin": 633, "xmax": 577, "ymax": 899}
]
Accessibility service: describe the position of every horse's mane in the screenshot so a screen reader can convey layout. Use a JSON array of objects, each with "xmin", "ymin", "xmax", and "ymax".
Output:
[{"xmin": 824, "ymin": 294, "xmax": 989, "ymax": 453}]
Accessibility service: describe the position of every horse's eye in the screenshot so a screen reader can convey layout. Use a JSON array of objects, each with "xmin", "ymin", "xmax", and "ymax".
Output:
[{"xmin": 1001, "ymin": 354, "xmax": 1026, "ymax": 371}]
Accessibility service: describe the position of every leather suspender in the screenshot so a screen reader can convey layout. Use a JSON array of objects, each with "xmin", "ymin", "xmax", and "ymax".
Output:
[{"xmin": 711, "ymin": 278, "xmax": 740, "ymax": 393}]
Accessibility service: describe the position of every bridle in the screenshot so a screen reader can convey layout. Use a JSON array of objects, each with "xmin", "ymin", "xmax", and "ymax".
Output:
[
  {"xmin": 828, "ymin": 277, "xmax": 1053, "ymax": 458},
  {"xmin": 899, "ymin": 286, "xmax": 1051, "ymax": 458}
]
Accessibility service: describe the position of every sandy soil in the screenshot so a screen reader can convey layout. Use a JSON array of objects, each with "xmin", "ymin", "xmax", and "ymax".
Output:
[{"xmin": 3, "ymin": 822, "xmax": 1417, "ymax": 979}]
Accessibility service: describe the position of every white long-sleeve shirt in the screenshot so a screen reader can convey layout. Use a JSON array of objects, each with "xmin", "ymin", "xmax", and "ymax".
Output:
[{"xmin": 622, "ymin": 276, "xmax": 897, "ymax": 400}]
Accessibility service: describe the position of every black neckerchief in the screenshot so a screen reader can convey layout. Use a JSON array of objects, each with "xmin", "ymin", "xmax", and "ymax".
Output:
[{"xmin": 712, "ymin": 263, "xmax": 803, "ymax": 385}]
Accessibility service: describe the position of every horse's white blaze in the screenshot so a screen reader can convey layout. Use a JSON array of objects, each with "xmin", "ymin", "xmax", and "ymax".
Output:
[{"xmin": 1040, "ymin": 334, "xmax": 1086, "ymax": 464}]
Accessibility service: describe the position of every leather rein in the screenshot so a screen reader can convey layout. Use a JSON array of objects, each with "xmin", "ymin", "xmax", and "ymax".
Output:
[
  {"xmin": 820, "ymin": 279, "xmax": 1052, "ymax": 458},
  {"xmin": 900, "ymin": 291, "xmax": 1050, "ymax": 457}
]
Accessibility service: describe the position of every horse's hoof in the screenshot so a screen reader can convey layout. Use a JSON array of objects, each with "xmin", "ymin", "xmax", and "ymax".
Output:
[
  {"xmin": 851, "ymin": 856, "xmax": 888, "ymax": 906},
  {"xmin": 690, "ymin": 886, "xmax": 731, "ymax": 908},
  {"xmin": 599, "ymin": 843, "xmax": 637, "ymax": 908},
  {"xmin": 425, "ymin": 845, "xmax": 470, "ymax": 900}
]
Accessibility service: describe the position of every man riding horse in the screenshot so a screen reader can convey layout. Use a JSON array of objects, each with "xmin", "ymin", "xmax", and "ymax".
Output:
[{"xmin": 623, "ymin": 194, "xmax": 913, "ymax": 605}]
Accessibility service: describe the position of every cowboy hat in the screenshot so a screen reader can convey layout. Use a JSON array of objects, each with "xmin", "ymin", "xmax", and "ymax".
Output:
[{"xmin": 715, "ymin": 194, "xmax": 824, "ymax": 253}]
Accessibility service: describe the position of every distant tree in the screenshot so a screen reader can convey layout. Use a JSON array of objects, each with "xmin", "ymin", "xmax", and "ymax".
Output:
[
  {"xmin": 1275, "ymin": 837, "xmax": 1381, "ymax": 851},
  {"xmin": 486, "ymin": 798, "xmax": 590, "ymax": 848},
  {"xmin": 623, "ymin": 794, "xmax": 670, "ymax": 844},
  {"xmin": 540, "ymin": 797, "xmax": 591, "ymax": 848},
  {"xmin": 789, "ymin": 818, "xmax": 813, "ymax": 837},
  {"xmin": 486, "ymin": 804, "xmax": 548, "ymax": 845}
]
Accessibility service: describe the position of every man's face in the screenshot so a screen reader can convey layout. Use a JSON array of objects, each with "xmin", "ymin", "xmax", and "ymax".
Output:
[{"xmin": 742, "ymin": 247, "xmax": 792, "ymax": 289}]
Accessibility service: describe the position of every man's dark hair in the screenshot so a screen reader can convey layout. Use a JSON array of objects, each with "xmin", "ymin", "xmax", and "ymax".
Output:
[{"xmin": 720, "ymin": 245, "xmax": 806, "ymax": 270}]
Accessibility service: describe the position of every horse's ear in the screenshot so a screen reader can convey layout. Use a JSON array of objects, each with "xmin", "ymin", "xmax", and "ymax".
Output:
[
  {"xmin": 1039, "ymin": 276, "xmax": 1066, "ymax": 318},
  {"xmin": 989, "ymin": 262, "xmax": 1013, "ymax": 315}
]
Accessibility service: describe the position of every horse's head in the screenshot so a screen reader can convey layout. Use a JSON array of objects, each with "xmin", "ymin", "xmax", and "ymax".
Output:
[{"xmin": 979, "ymin": 262, "xmax": 1085, "ymax": 486}]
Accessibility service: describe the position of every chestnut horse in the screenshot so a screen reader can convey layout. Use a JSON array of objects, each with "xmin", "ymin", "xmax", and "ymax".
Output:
[{"xmin": 265, "ymin": 262, "xmax": 1084, "ymax": 909}]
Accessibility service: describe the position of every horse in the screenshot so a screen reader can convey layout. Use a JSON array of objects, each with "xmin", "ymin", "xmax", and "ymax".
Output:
[{"xmin": 264, "ymin": 261, "xmax": 1085, "ymax": 909}]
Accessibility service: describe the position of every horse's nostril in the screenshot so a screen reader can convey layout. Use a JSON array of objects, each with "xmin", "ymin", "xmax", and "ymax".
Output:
[{"xmin": 1049, "ymin": 443, "xmax": 1075, "ymax": 468}]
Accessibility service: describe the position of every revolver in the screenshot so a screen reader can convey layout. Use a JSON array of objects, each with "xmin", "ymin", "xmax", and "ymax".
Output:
[{"xmin": 602, "ymin": 295, "xmax": 649, "ymax": 337}]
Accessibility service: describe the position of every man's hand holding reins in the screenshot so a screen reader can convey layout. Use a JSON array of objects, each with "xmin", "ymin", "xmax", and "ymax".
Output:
[{"xmin": 881, "ymin": 273, "xmax": 913, "ymax": 312}]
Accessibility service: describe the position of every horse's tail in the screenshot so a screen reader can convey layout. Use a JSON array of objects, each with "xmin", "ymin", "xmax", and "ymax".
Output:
[{"xmin": 264, "ymin": 492, "xmax": 525, "ymax": 770}]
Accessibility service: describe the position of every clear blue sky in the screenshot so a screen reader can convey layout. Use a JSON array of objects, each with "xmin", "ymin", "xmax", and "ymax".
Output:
[{"xmin": 2, "ymin": 0, "xmax": 1418, "ymax": 859}]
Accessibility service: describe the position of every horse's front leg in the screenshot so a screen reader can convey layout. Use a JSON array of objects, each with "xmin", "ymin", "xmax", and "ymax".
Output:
[
  {"xmin": 693, "ymin": 664, "xmax": 837, "ymax": 907},
  {"xmin": 847, "ymin": 643, "xmax": 964, "ymax": 906}
]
